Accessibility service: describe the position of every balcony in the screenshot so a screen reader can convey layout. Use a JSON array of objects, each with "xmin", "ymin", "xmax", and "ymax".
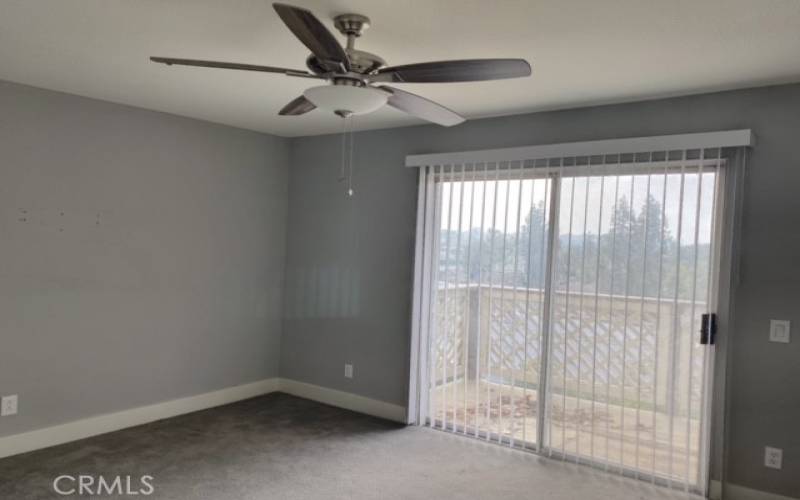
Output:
[{"xmin": 428, "ymin": 283, "xmax": 705, "ymax": 484}]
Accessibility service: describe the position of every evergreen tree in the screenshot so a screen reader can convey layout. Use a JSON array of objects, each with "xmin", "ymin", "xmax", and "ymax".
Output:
[{"xmin": 438, "ymin": 178, "xmax": 708, "ymax": 303}]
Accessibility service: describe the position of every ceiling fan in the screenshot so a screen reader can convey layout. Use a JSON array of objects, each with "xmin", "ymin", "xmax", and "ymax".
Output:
[{"xmin": 151, "ymin": 2, "xmax": 532, "ymax": 126}]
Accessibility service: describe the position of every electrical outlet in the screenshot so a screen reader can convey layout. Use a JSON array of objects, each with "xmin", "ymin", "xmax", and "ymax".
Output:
[
  {"xmin": 769, "ymin": 320, "xmax": 791, "ymax": 343},
  {"xmin": 765, "ymin": 446, "xmax": 783, "ymax": 469},
  {"xmin": 344, "ymin": 363, "xmax": 353, "ymax": 379},
  {"xmin": 1, "ymin": 395, "xmax": 18, "ymax": 416}
]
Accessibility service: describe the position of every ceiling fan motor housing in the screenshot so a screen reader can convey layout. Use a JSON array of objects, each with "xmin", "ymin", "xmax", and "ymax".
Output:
[{"xmin": 306, "ymin": 50, "xmax": 385, "ymax": 76}]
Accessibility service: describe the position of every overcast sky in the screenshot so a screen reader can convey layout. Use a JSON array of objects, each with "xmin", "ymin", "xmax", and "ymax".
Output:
[{"xmin": 439, "ymin": 172, "xmax": 717, "ymax": 245}]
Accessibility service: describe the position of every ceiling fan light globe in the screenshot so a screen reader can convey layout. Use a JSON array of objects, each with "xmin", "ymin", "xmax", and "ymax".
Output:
[{"xmin": 303, "ymin": 85, "xmax": 387, "ymax": 115}]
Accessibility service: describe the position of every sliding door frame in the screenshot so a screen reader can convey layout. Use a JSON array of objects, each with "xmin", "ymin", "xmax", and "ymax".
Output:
[
  {"xmin": 410, "ymin": 160, "xmax": 726, "ymax": 491},
  {"xmin": 407, "ymin": 131, "xmax": 753, "ymax": 498},
  {"xmin": 536, "ymin": 172, "xmax": 560, "ymax": 452}
]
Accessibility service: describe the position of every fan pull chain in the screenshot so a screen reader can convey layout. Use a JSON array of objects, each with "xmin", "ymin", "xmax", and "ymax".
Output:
[
  {"xmin": 339, "ymin": 114, "xmax": 349, "ymax": 182},
  {"xmin": 347, "ymin": 115, "xmax": 355, "ymax": 197},
  {"xmin": 338, "ymin": 112, "xmax": 355, "ymax": 197}
]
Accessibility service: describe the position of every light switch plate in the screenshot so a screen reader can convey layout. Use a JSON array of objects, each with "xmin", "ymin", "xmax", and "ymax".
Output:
[
  {"xmin": 765, "ymin": 446, "xmax": 783, "ymax": 469},
  {"xmin": 769, "ymin": 320, "xmax": 791, "ymax": 343},
  {"xmin": 1, "ymin": 394, "xmax": 18, "ymax": 416},
  {"xmin": 344, "ymin": 363, "xmax": 353, "ymax": 379}
]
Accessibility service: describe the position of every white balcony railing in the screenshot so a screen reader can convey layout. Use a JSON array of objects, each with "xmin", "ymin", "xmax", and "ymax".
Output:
[{"xmin": 429, "ymin": 283, "xmax": 705, "ymax": 484}]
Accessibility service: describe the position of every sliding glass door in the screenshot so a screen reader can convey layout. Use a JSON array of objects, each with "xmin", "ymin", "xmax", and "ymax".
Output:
[
  {"xmin": 418, "ymin": 153, "xmax": 723, "ymax": 493},
  {"xmin": 428, "ymin": 167, "xmax": 553, "ymax": 446}
]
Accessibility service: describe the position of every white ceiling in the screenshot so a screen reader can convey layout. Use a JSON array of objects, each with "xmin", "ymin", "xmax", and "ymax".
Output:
[{"xmin": 2, "ymin": 0, "xmax": 800, "ymax": 137}]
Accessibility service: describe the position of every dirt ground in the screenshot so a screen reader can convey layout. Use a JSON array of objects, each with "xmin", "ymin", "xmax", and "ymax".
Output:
[{"xmin": 430, "ymin": 379, "xmax": 701, "ymax": 486}]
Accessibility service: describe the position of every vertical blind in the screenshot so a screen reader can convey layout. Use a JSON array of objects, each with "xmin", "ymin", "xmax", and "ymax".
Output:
[{"xmin": 409, "ymin": 134, "xmax": 752, "ymax": 496}]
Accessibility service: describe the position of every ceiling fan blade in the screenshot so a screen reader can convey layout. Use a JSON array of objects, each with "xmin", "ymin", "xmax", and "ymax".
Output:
[
  {"xmin": 279, "ymin": 95, "xmax": 316, "ymax": 116},
  {"xmin": 272, "ymin": 3, "xmax": 350, "ymax": 72},
  {"xmin": 379, "ymin": 86, "xmax": 465, "ymax": 127},
  {"xmin": 371, "ymin": 58, "xmax": 531, "ymax": 83},
  {"xmin": 150, "ymin": 57, "xmax": 322, "ymax": 79}
]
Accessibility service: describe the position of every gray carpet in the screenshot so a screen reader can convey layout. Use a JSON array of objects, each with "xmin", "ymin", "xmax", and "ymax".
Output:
[{"xmin": 0, "ymin": 393, "xmax": 696, "ymax": 499}]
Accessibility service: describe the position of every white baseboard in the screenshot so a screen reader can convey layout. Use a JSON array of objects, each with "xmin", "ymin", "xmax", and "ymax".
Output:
[
  {"xmin": 278, "ymin": 378, "xmax": 407, "ymax": 423},
  {"xmin": 0, "ymin": 377, "xmax": 406, "ymax": 460},
  {"xmin": 725, "ymin": 482, "xmax": 799, "ymax": 500},
  {"xmin": 710, "ymin": 480, "xmax": 798, "ymax": 500},
  {"xmin": 0, "ymin": 378, "xmax": 279, "ymax": 459}
]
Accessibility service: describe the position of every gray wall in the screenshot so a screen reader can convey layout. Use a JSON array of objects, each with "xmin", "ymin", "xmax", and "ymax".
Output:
[
  {"xmin": 0, "ymin": 81, "xmax": 289, "ymax": 437},
  {"xmin": 2, "ymin": 77, "xmax": 797, "ymax": 497},
  {"xmin": 282, "ymin": 83, "xmax": 800, "ymax": 498}
]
